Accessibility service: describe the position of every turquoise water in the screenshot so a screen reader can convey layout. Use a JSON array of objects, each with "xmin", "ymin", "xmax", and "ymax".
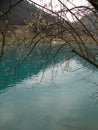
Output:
[{"xmin": 0, "ymin": 46, "xmax": 98, "ymax": 130}]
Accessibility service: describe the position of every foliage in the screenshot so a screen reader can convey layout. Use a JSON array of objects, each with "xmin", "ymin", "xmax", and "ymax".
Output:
[{"xmin": 0, "ymin": 0, "xmax": 98, "ymax": 69}]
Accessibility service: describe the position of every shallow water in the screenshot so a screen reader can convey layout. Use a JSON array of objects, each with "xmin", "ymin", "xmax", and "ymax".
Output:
[{"xmin": 0, "ymin": 47, "xmax": 98, "ymax": 130}]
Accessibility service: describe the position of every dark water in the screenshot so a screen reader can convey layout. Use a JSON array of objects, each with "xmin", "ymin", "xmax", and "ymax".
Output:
[{"xmin": 0, "ymin": 46, "xmax": 98, "ymax": 130}]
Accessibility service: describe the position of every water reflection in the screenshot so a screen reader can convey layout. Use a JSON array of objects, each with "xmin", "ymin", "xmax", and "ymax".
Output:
[
  {"xmin": 0, "ymin": 45, "xmax": 73, "ymax": 91},
  {"xmin": 0, "ymin": 44, "xmax": 98, "ymax": 130},
  {"xmin": 0, "ymin": 44, "xmax": 97, "ymax": 92},
  {"xmin": 0, "ymin": 63, "xmax": 97, "ymax": 130}
]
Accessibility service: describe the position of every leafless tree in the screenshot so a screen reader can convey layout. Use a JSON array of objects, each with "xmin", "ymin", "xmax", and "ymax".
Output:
[{"xmin": 0, "ymin": 0, "xmax": 98, "ymax": 69}]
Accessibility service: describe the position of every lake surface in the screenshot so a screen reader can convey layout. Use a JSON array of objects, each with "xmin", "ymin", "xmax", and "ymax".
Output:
[{"xmin": 0, "ymin": 46, "xmax": 98, "ymax": 130}]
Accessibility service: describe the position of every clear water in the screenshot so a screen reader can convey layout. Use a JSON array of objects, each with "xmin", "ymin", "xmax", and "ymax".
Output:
[{"xmin": 0, "ymin": 46, "xmax": 98, "ymax": 130}]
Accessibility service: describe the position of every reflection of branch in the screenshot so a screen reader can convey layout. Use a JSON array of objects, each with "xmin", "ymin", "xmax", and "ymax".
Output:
[{"xmin": 72, "ymin": 49, "xmax": 98, "ymax": 68}]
